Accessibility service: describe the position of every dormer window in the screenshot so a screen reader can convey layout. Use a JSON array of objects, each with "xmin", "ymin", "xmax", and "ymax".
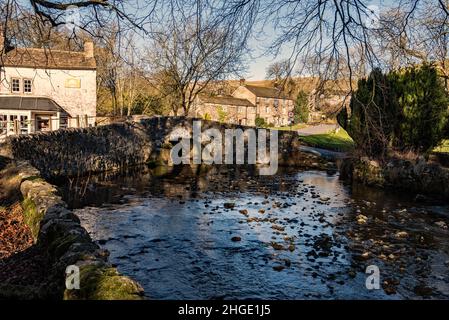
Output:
[{"xmin": 11, "ymin": 78, "xmax": 20, "ymax": 93}]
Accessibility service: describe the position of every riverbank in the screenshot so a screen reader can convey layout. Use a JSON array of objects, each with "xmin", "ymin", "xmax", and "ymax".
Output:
[
  {"xmin": 340, "ymin": 156, "xmax": 449, "ymax": 202},
  {"xmin": 0, "ymin": 202, "xmax": 33, "ymax": 259},
  {"xmin": 0, "ymin": 159, "xmax": 144, "ymax": 299}
]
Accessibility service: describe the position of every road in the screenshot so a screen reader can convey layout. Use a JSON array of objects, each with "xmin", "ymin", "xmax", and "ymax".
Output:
[{"xmin": 297, "ymin": 123, "xmax": 339, "ymax": 136}]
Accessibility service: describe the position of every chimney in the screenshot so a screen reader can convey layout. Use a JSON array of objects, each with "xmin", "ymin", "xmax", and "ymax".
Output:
[
  {"xmin": 84, "ymin": 41, "xmax": 94, "ymax": 58},
  {"xmin": 239, "ymin": 78, "xmax": 246, "ymax": 86}
]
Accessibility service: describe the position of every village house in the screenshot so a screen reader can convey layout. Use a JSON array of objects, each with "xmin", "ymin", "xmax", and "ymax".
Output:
[
  {"xmin": 191, "ymin": 95, "xmax": 256, "ymax": 125},
  {"xmin": 0, "ymin": 36, "xmax": 96, "ymax": 139},
  {"xmin": 232, "ymin": 80, "xmax": 295, "ymax": 126},
  {"xmin": 192, "ymin": 80, "xmax": 295, "ymax": 126}
]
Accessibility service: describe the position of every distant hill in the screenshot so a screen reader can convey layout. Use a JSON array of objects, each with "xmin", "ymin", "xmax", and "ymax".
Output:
[{"xmin": 210, "ymin": 77, "xmax": 353, "ymax": 96}]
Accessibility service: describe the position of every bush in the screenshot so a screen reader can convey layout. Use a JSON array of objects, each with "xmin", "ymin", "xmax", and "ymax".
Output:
[
  {"xmin": 255, "ymin": 117, "xmax": 266, "ymax": 127},
  {"xmin": 390, "ymin": 64, "xmax": 449, "ymax": 152},
  {"xmin": 294, "ymin": 91, "xmax": 309, "ymax": 123},
  {"xmin": 338, "ymin": 68, "xmax": 398, "ymax": 158},
  {"xmin": 217, "ymin": 106, "xmax": 228, "ymax": 123},
  {"xmin": 338, "ymin": 64, "xmax": 449, "ymax": 158}
]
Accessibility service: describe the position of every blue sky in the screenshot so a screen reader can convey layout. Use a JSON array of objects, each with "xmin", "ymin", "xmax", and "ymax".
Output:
[
  {"xmin": 245, "ymin": 0, "xmax": 395, "ymax": 80},
  {"xmin": 56, "ymin": 0, "xmax": 396, "ymax": 80}
]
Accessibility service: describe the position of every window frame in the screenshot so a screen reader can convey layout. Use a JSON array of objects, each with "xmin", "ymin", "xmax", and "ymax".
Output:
[
  {"xmin": 23, "ymin": 78, "xmax": 33, "ymax": 94},
  {"xmin": 11, "ymin": 77, "xmax": 21, "ymax": 93}
]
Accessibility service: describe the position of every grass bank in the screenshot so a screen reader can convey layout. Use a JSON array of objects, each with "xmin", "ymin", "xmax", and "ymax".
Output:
[
  {"xmin": 299, "ymin": 129, "xmax": 354, "ymax": 152},
  {"xmin": 434, "ymin": 140, "xmax": 449, "ymax": 153}
]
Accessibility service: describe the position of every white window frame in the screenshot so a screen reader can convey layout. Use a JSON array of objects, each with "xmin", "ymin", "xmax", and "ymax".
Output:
[
  {"xmin": 11, "ymin": 78, "xmax": 21, "ymax": 93},
  {"xmin": 23, "ymin": 78, "xmax": 33, "ymax": 93}
]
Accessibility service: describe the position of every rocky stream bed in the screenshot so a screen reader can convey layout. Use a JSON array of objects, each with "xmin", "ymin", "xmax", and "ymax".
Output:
[{"xmin": 56, "ymin": 165, "xmax": 449, "ymax": 300}]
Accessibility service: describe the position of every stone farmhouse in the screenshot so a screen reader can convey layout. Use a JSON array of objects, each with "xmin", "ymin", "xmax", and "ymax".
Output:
[
  {"xmin": 191, "ymin": 80, "xmax": 295, "ymax": 126},
  {"xmin": 0, "ymin": 37, "xmax": 96, "ymax": 138}
]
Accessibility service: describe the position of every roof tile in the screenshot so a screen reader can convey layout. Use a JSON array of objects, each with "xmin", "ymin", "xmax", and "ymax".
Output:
[{"xmin": 1, "ymin": 48, "xmax": 96, "ymax": 70}]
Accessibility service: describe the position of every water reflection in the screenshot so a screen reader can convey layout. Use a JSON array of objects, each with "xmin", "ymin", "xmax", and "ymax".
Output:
[{"xmin": 55, "ymin": 165, "xmax": 449, "ymax": 300}]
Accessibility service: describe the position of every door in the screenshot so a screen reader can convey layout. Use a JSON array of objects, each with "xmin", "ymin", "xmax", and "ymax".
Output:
[{"xmin": 36, "ymin": 114, "xmax": 53, "ymax": 132}]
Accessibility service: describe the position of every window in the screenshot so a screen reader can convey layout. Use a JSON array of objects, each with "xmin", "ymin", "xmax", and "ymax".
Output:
[
  {"xmin": 11, "ymin": 78, "xmax": 20, "ymax": 93},
  {"xmin": 20, "ymin": 115, "xmax": 28, "ymax": 134},
  {"xmin": 9, "ymin": 115, "xmax": 17, "ymax": 132},
  {"xmin": 23, "ymin": 79, "xmax": 32, "ymax": 93},
  {"xmin": 0, "ymin": 115, "xmax": 6, "ymax": 135},
  {"xmin": 265, "ymin": 106, "xmax": 269, "ymax": 113}
]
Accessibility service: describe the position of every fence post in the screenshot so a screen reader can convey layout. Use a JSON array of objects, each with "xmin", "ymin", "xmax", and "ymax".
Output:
[
  {"xmin": 84, "ymin": 114, "xmax": 88, "ymax": 128},
  {"xmin": 76, "ymin": 115, "xmax": 80, "ymax": 128}
]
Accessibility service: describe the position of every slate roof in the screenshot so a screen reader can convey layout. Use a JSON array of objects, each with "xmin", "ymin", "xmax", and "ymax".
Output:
[
  {"xmin": 1, "ymin": 47, "xmax": 96, "ymax": 70},
  {"xmin": 243, "ymin": 85, "xmax": 293, "ymax": 100},
  {"xmin": 0, "ymin": 95, "xmax": 69, "ymax": 115},
  {"xmin": 199, "ymin": 95, "xmax": 254, "ymax": 107}
]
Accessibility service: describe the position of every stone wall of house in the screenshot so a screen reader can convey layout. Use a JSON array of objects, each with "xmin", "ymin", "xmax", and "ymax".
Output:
[
  {"xmin": 340, "ymin": 156, "xmax": 449, "ymax": 200},
  {"xmin": 191, "ymin": 103, "xmax": 257, "ymax": 126},
  {"xmin": 1, "ymin": 117, "xmax": 328, "ymax": 179},
  {"xmin": 232, "ymin": 86, "xmax": 257, "ymax": 105}
]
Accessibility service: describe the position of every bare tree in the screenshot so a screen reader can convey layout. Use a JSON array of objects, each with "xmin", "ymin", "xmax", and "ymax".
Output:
[
  {"xmin": 377, "ymin": 1, "xmax": 449, "ymax": 85},
  {"xmin": 144, "ymin": 4, "xmax": 248, "ymax": 116},
  {"xmin": 266, "ymin": 59, "xmax": 291, "ymax": 83}
]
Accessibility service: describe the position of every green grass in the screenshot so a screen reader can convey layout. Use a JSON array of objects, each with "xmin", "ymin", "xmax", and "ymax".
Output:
[
  {"xmin": 271, "ymin": 123, "xmax": 308, "ymax": 131},
  {"xmin": 434, "ymin": 139, "xmax": 449, "ymax": 153},
  {"xmin": 299, "ymin": 128, "xmax": 354, "ymax": 152}
]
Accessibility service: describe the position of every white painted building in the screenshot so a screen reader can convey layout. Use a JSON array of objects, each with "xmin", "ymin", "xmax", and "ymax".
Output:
[{"xmin": 0, "ymin": 38, "xmax": 96, "ymax": 138}]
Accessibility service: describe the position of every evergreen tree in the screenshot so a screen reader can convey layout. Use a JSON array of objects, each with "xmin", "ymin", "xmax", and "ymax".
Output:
[{"xmin": 294, "ymin": 91, "xmax": 309, "ymax": 123}]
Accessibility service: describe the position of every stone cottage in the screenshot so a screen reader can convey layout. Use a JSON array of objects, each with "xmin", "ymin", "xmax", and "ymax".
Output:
[
  {"xmin": 0, "ymin": 36, "xmax": 96, "ymax": 138},
  {"xmin": 191, "ymin": 95, "xmax": 256, "ymax": 125},
  {"xmin": 192, "ymin": 80, "xmax": 295, "ymax": 126},
  {"xmin": 232, "ymin": 80, "xmax": 295, "ymax": 126}
]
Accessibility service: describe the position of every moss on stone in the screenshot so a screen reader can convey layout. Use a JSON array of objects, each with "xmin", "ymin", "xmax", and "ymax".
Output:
[
  {"xmin": 353, "ymin": 159, "xmax": 385, "ymax": 186},
  {"xmin": 64, "ymin": 265, "xmax": 144, "ymax": 300},
  {"xmin": 152, "ymin": 165, "xmax": 171, "ymax": 177},
  {"xmin": 48, "ymin": 233, "xmax": 81, "ymax": 258},
  {"xmin": 22, "ymin": 176, "xmax": 45, "ymax": 183},
  {"xmin": 21, "ymin": 197, "xmax": 43, "ymax": 240}
]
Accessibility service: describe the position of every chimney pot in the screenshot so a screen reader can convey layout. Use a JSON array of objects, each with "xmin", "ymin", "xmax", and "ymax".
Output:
[
  {"xmin": 84, "ymin": 41, "xmax": 94, "ymax": 58},
  {"xmin": 239, "ymin": 78, "xmax": 246, "ymax": 86}
]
